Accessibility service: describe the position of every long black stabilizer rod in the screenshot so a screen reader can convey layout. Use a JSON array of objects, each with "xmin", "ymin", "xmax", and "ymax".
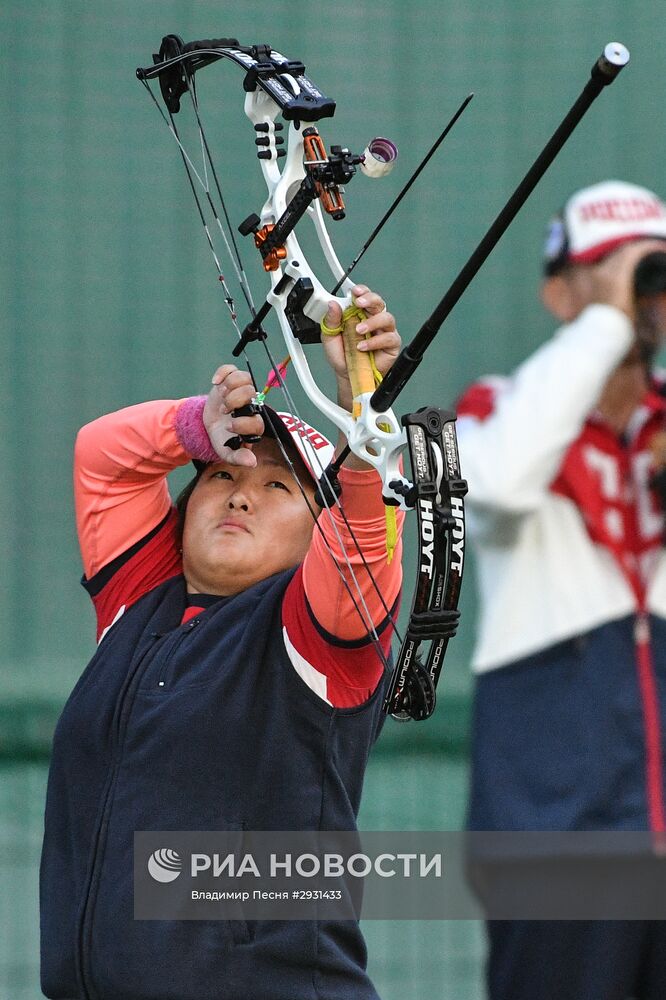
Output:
[
  {"xmin": 371, "ymin": 42, "xmax": 630, "ymax": 412},
  {"xmin": 330, "ymin": 93, "xmax": 475, "ymax": 296}
]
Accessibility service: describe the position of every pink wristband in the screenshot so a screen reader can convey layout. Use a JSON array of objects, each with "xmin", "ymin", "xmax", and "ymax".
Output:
[{"xmin": 174, "ymin": 396, "xmax": 220, "ymax": 464}]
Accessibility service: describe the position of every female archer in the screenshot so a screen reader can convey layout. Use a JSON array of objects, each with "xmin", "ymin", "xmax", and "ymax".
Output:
[{"xmin": 39, "ymin": 285, "xmax": 403, "ymax": 1000}]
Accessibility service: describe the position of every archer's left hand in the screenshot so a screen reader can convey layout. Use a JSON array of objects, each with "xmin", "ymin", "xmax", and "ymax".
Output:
[{"xmin": 321, "ymin": 284, "xmax": 400, "ymax": 411}]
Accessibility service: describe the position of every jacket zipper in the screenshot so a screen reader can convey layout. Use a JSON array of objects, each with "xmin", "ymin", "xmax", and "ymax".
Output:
[{"xmin": 156, "ymin": 617, "xmax": 200, "ymax": 687}]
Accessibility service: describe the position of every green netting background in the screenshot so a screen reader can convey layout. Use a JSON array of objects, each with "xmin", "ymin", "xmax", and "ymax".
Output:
[{"xmin": 2, "ymin": 2, "xmax": 665, "ymax": 997}]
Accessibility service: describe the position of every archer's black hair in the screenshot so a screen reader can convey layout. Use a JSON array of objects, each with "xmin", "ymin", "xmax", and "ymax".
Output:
[{"xmin": 175, "ymin": 469, "xmax": 204, "ymax": 543}]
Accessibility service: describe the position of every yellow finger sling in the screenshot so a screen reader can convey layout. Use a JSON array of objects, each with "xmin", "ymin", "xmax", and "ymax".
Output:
[{"xmin": 321, "ymin": 304, "xmax": 398, "ymax": 563}]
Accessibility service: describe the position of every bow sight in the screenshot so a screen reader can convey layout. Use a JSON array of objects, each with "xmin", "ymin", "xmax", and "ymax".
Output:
[{"xmin": 237, "ymin": 134, "xmax": 364, "ymax": 273}]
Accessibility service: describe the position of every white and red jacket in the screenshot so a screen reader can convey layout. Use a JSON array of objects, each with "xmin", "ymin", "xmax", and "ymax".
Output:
[
  {"xmin": 458, "ymin": 304, "xmax": 666, "ymax": 833},
  {"xmin": 457, "ymin": 304, "xmax": 666, "ymax": 673}
]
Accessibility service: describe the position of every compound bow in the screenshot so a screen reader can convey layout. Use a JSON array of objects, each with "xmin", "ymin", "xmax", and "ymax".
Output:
[{"xmin": 137, "ymin": 36, "xmax": 628, "ymax": 720}]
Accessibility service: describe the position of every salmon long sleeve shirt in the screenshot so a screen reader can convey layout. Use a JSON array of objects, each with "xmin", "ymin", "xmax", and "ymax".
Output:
[
  {"xmin": 40, "ymin": 397, "xmax": 404, "ymax": 1000},
  {"xmin": 74, "ymin": 397, "xmax": 404, "ymax": 707}
]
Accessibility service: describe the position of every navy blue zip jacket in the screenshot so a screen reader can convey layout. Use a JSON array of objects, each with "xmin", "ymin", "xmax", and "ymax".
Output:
[{"xmin": 40, "ymin": 570, "xmax": 388, "ymax": 1000}]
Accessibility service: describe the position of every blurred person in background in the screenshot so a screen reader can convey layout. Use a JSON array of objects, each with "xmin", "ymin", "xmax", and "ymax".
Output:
[{"xmin": 457, "ymin": 181, "xmax": 666, "ymax": 1000}]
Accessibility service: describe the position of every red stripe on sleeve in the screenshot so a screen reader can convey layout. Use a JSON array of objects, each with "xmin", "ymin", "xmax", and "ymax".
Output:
[
  {"xmin": 90, "ymin": 509, "xmax": 182, "ymax": 643},
  {"xmin": 282, "ymin": 567, "xmax": 391, "ymax": 708}
]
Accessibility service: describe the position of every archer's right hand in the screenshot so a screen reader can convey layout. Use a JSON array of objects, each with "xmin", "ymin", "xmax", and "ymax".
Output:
[{"xmin": 202, "ymin": 365, "xmax": 264, "ymax": 467}]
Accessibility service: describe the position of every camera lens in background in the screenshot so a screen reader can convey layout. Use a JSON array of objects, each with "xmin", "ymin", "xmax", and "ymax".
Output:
[
  {"xmin": 634, "ymin": 251, "xmax": 666, "ymax": 297},
  {"xmin": 634, "ymin": 251, "xmax": 666, "ymax": 369}
]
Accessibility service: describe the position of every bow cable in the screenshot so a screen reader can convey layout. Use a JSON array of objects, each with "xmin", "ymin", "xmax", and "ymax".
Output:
[
  {"xmin": 187, "ymin": 77, "xmax": 258, "ymax": 315},
  {"xmin": 139, "ymin": 78, "xmax": 244, "ymax": 320}
]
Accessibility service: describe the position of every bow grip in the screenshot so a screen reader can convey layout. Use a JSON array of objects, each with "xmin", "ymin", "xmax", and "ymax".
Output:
[{"xmin": 342, "ymin": 311, "xmax": 376, "ymax": 418}]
